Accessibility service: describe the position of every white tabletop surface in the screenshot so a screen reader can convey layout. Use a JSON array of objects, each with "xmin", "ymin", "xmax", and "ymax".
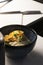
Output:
[
  {"xmin": 0, "ymin": 0, "xmax": 43, "ymax": 65},
  {"xmin": 0, "ymin": 15, "xmax": 43, "ymax": 65}
]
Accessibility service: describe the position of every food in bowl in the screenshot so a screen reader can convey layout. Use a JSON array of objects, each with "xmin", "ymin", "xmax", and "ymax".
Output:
[{"xmin": 4, "ymin": 30, "xmax": 31, "ymax": 46}]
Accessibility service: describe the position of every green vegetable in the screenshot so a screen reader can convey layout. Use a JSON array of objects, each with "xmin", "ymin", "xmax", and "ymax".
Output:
[
  {"xmin": 19, "ymin": 36, "xmax": 23, "ymax": 42},
  {"xmin": 14, "ymin": 34, "xmax": 17, "ymax": 38}
]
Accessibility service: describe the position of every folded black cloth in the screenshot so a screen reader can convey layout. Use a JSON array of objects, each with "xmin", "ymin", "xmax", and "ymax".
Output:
[
  {"xmin": 34, "ymin": 0, "xmax": 43, "ymax": 4},
  {"xmin": 26, "ymin": 17, "xmax": 43, "ymax": 37}
]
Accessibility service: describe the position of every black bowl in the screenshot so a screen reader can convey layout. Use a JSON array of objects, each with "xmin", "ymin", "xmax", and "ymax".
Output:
[{"xmin": 1, "ymin": 25, "xmax": 37, "ymax": 59}]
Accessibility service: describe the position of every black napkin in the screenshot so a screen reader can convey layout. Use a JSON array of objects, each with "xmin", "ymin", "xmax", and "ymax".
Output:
[
  {"xmin": 34, "ymin": 0, "xmax": 43, "ymax": 4},
  {"xmin": 26, "ymin": 17, "xmax": 43, "ymax": 37}
]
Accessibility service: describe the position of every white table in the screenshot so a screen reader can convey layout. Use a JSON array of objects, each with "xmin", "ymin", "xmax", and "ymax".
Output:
[
  {"xmin": 0, "ymin": 0, "xmax": 43, "ymax": 65},
  {"xmin": 0, "ymin": 15, "xmax": 43, "ymax": 65}
]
